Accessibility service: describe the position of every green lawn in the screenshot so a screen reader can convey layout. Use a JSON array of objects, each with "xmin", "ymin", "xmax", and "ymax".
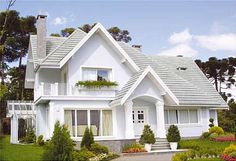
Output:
[
  {"xmin": 0, "ymin": 135, "xmax": 44, "ymax": 161},
  {"xmin": 179, "ymin": 139, "xmax": 234, "ymax": 151},
  {"xmin": 179, "ymin": 139, "xmax": 236, "ymax": 161}
]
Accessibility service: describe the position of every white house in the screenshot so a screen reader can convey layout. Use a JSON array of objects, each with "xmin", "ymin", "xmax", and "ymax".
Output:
[{"xmin": 8, "ymin": 15, "xmax": 228, "ymax": 152}]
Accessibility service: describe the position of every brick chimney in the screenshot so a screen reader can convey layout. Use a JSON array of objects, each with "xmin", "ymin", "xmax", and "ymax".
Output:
[{"xmin": 36, "ymin": 15, "xmax": 47, "ymax": 60}]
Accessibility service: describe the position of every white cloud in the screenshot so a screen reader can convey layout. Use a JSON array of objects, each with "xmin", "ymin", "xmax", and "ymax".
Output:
[
  {"xmin": 158, "ymin": 44, "xmax": 198, "ymax": 57},
  {"xmin": 194, "ymin": 34, "xmax": 236, "ymax": 51},
  {"xmin": 52, "ymin": 17, "xmax": 67, "ymax": 25},
  {"xmin": 168, "ymin": 28, "xmax": 192, "ymax": 44}
]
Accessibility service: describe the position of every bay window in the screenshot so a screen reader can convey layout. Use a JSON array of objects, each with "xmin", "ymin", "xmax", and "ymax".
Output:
[
  {"xmin": 64, "ymin": 109, "xmax": 113, "ymax": 137},
  {"xmin": 164, "ymin": 109, "xmax": 199, "ymax": 124},
  {"xmin": 82, "ymin": 68, "xmax": 111, "ymax": 81}
]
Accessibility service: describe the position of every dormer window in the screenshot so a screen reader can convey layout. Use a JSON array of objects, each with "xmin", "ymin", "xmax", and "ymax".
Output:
[{"xmin": 82, "ymin": 68, "xmax": 111, "ymax": 81}]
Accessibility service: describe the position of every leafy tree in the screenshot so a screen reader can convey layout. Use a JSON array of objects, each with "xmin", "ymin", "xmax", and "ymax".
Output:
[
  {"xmin": 166, "ymin": 125, "xmax": 181, "ymax": 142},
  {"xmin": 43, "ymin": 121, "xmax": 74, "ymax": 161},
  {"xmin": 80, "ymin": 127, "xmax": 94, "ymax": 149},
  {"xmin": 50, "ymin": 33, "xmax": 61, "ymax": 37},
  {"xmin": 0, "ymin": 85, "xmax": 7, "ymax": 99},
  {"xmin": 61, "ymin": 27, "xmax": 75, "ymax": 37},
  {"xmin": 79, "ymin": 23, "xmax": 96, "ymax": 33}
]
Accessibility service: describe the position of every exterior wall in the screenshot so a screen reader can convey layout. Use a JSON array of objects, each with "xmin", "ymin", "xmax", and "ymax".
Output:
[
  {"xmin": 115, "ymin": 105, "xmax": 125, "ymax": 139},
  {"xmin": 38, "ymin": 68, "xmax": 61, "ymax": 84},
  {"xmin": 35, "ymin": 104, "xmax": 47, "ymax": 138},
  {"xmin": 164, "ymin": 107, "xmax": 215, "ymax": 138},
  {"xmin": 67, "ymin": 34, "xmax": 133, "ymax": 90}
]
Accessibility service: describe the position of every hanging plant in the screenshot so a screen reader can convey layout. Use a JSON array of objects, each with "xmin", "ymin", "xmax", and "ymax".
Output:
[{"xmin": 76, "ymin": 80, "xmax": 118, "ymax": 88}]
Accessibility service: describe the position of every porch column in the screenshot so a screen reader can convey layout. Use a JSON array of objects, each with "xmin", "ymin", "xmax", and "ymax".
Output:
[
  {"xmin": 124, "ymin": 100, "xmax": 135, "ymax": 139},
  {"xmin": 155, "ymin": 101, "xmax": 166, "ymax": 138},
  {"xmin": 10, "ymin": 114, "xmax": 18, "ymax": 144}
]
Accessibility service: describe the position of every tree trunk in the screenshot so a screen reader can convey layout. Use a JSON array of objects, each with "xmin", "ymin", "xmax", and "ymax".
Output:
[{"xmin": 215, "ymin": 77, "xmax": 218, "ymax": 91}]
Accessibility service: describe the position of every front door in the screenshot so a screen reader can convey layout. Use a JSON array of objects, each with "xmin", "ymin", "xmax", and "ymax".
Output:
[{"xmin": 133, "ymin": 108, "xmax": 147, "ymax": 136}]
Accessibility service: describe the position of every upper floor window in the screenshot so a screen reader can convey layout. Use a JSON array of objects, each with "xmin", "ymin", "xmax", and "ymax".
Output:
[{"xmin": 82, "ymin": 68, "xmax": 111, "ymax": 81}]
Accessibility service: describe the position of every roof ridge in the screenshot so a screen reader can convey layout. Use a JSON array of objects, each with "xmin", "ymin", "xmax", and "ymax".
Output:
[{"xmin": 40, "ymin": 29, "xmax": 86, "ymax": 64}]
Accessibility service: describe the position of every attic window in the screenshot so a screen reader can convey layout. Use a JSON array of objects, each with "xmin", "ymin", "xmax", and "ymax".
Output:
[{"xmin": 177, "ymin": 67, "xmax": 187, "ymax": 71}]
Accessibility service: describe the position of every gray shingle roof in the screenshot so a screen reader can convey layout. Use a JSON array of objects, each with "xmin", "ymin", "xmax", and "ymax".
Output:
[
  {"xmin": 30, "ymin": 35, "xmax": 66, "ymax": 67},
  {"xmin": 41, "ymin": 29, "xmax": 86, "ymax": 66},
  {"xmin": 29, "ymin": 29, "xmax": 227, "ymax": 107},
  {"xmin": 112, "ymin": 42, "xmax": 227, "ymax": 107}
]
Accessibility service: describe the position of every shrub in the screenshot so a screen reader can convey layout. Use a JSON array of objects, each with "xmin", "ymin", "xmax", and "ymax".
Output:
[
  {"xmin": 172, "ymin": 152, "xmax": 188, "ymax": 161},
  {"xmin": 90, "ymin": 143, "xmax": 109, "ymax": 154},
  {"xmin": 209, "ymin": 133, "xmax": 219, "ymax": 140},
  {"xmin": 24, "ymin": 127, "xmax": 36, "ymax": 143},
  {"xmin": 81, "ymin": 127, "xmax": 94, "ymax": 149},
  {"xmin": 76, "ymin": 80, "xmax": 118, "ymax": 88},
  {"xmin": 209, "ymin": 126, "xmax": 224, "ymax": 135},
  {"xmin": 200, "ymin": 132, "xmax": 210, "ymax": 139},
  {"xmin": 209, "ymin": 118, "xmax": 215, "ymax": 128},
  {"xmin": 223, "ymin": 144, "xmax": 236, "ymax": 155},
  {"xmin": 167, "ymin": 125, "xmax": 181, "ymax": 142},
  {"xmin": 37, "ymin": 135, "xmax": 44, "ymax": 146},
  {"xmin": 139, "ymin": 125, "xmax": 155, "ymax": 144},
  {"xmin": 73, "ymin": 148, "xmax": 95, "ymax": 161},
  {"xmin": 42, "ymin": 121, "xmax": 74, "ymax": 161},
  {"xmin": 122, "ymin": 143, "xmax": 146, "ymax": 153}
]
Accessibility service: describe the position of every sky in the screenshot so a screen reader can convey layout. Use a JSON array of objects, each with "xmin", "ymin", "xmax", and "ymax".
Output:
[{"xmin": 1, "ymin": 0, "xmax": 236, "ymax": 66}]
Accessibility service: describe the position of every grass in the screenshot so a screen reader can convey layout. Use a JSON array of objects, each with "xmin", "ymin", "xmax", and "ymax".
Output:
[
  {"xmin": 179, "ymin": 139, "xmax": 234, "ymax": 151},
  {"xmin": 0, "ymin": 135, "xmax": 44, "ymax": 161},
  {"xmin": 190, "ymin": 159, "xmax": 223, "ymax": 161}
]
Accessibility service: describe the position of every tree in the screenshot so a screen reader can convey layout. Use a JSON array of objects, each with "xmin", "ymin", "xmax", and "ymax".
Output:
[
  {"xmin": 139, "ymin": 125, "xmax": 155, "ymax": 144},
  {"xmin": 42, "ymin": 121, "xmax": 74, "ymax": 161},
  {"xmin": 50, "ymin": 33, "xmax": 61, "ymax": 37},
  {"xmin": 56, "ymin": 23, "xmax": 132, "ymax": 43},
  {"xmin": 80, "ymin": 127, "xmax": 94, "ymax": 149},
  {"xmin": 195, "ymin": 57, "xmax": 235, "ymax": 93}
]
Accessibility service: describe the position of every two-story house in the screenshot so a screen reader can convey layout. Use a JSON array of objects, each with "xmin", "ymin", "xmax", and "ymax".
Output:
[{"xmin": 8, "ymin": 15, "xmax": 228, "ymax": 152}]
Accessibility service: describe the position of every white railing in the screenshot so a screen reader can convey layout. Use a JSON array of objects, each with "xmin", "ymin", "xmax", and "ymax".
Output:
[{"xmin": 35, "ymin": 82, "xmax": 117, "ymax": 100}]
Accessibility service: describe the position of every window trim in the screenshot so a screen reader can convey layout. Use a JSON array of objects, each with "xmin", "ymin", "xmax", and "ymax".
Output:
[
  {"xmin": 164, "ymin": 109, "xmax": 199, "ymax": 125},
  {"xmin": 80, "ymin": 66, "xmax": 113, "ymax": 81},
  {"xmin": 64, "ymin": 109, "xmax": 113, "ymax": 138}
]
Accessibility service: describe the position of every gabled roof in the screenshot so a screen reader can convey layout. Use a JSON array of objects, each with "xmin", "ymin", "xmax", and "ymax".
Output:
[
  {"xmin": 40, "ymin": 23, "xmax": 140, "ymax": 72},
  {"xmin": 30, "ymin": 35, "xmax": 66, "ymax": 68},
  {"xmin": 111, "ymin": 66, "xmax": 179, "ymax": 106}
]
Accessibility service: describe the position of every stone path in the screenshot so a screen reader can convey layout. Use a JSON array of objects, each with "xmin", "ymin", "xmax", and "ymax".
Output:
[{"xmin": 114, "ymin": 152, "xmax": 175, "ymax": 161}]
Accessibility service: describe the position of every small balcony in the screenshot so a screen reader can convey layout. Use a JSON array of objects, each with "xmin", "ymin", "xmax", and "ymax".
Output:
[{"xmin": 34, "ymin": 83, "xmax": 117, "ymax": 102}]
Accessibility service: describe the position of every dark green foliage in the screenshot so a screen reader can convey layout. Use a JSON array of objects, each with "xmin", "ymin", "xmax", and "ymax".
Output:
[
  {"xmin": 24, "ymin": 127, "xmax": 36, "ymax": 144},
  {"xmin": 200, "ymin": 132, "xmax": 210, "ymax": 139},
  {"xmin": 37, "ymin": 135, "xmax": 44, "ymax": 146},
  {"xmin": 73, "ymin": 148, "xmax": 95, "ymax": 161},
  {"xmin": 50, "ymin": 33, "xmax": 61, "ymax": 37},
  {"xmin": 90, "ymin": 143, "xmax": 109, "ymax": 154},
  {"xmin": 166, "ymin": 125, "xmax": 181, "ymax": 142},
  {"xmin": 42, "ymin": 121, "xmax": 74, "ymax": 161},
  {"xmin": 139, "ymin": 125, "xmax": 155, "ymax": 144},
  {"xmin": 218, "ymin": 101, "xmax": 236, "ymax": 133},
  {"xmin": 80, "ymin": 127, "xmax": 94, "ymax": 149},
  {"xmin": 76, "ymin": 80, "xmax": 118, "ymax": 88},
  {"xmin": 209, "ymin": 118, "xmax": 215, "ymax": 128}
]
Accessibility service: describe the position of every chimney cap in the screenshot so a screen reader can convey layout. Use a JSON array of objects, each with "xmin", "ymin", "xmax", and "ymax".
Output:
[
  {"xmin": 132, "ymin": 45, "xmax": 142, "ymax": 48},
  {"xmin": 177, "ymin": 55, "xmax": 183, "ymax": 57},
  {"xmin": 37, "ymin": 15, "xmax": 47, "ymax": 19}
]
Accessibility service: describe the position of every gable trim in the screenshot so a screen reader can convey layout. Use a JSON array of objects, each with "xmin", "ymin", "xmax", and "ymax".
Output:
[
  {"xmin": 59, "ymin": 23, "xmax": 140, "ymax": 72},
  {"xmin": 120, "ymin": 66, "xmax": 179, "ymax": 105}
]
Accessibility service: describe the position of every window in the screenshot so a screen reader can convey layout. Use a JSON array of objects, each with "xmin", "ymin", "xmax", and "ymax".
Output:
[
  {"xmin": 64, "ymin": 109, "xmax": 113, "ymax": 137},
  {"xmin": 179, "ymin": 110, "xmax": 189, "ymax": 124},
  {"xmin": 164, "ymin": 109, "xmax": 198, "ymax": 124},
  {"xmin": 82, "ymin": 68, "xmax": 111, "ymax": 81}
]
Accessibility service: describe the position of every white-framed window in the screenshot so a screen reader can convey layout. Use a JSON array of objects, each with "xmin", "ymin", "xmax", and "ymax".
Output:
[
  {"xmin": 64, "ymin": 109, "xmax": 113, "ymax": 137},
  {"xmin": 164, "ymin": 109, "xmax": 199, "ymax": 125},
  {"xmin": 82, "ymin": 68, "xmax": 111, "ymax": 81}
]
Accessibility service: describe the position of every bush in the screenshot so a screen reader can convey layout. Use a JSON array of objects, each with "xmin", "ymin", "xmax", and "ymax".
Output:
[
  {"xmin": 139, "ymin": 125, "xmax": 155, "ymax": 144},
  {"xmin": 37, "ymin": 135, "xmax": 44, "ymax": 146},
  {"xmin": 122, "ymin": 143, "xmax": 146, "ymax": 153},
  {"xmin": 81, "ymin": 127, "xmax": 94, "ymax": 149},
  {"xmin": 73, "ymin": 148, "xmax": 95, "ymax": 161},
  {"xmin": 90, "ymin": 143, "xmax": 109, "ymax": 154},
  {"xmin": 172, "ymin": 152, "xmax": 188, "ymax": 161},
  {"xmin": 42, "ymin": 121, "xmax": 74, "ymax": 161},
  {"xmin": 200, "ymin": 132, "xmax": 210, "ymax": 139},
  {"xmin": 24, "ymin": 127, "xmax": 36, "ymax": 143},
  {"xmin": 209, "ymin": 126, "xmax": 224, "ymax": 135},
  {"xmin": 209, "ymin": 118, "xmax": 215, "ymax": 128},
  {"xmin": 214, "ymin": 134, "xmax": 235, "ymax": 142},
  {"xmin": 209, "ymin": 133, "xmax": 219, "ymax": 140},
  {"xmin": 223, "ymin": 144, "xmax": 236, "ymax": 155},
  {"xmin": 167, "ymin": 125, "xmax": 181, "ymax": 142}
]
